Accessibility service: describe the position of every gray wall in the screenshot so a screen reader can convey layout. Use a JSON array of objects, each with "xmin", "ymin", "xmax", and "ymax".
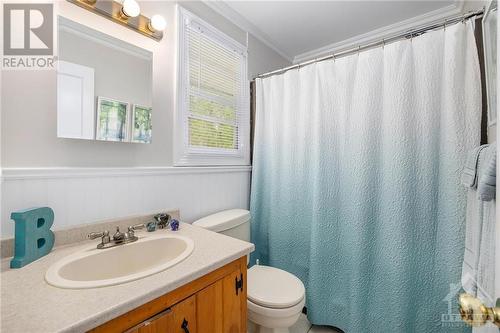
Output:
[{"xmin": 1, "ymin": 0, "xmax": 290, "ymax": 168}]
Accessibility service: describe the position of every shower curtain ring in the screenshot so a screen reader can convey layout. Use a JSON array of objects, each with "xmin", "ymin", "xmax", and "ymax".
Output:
[{"xmin": 382, "ymin": 38, "xmax": 385, "ymax": 49}]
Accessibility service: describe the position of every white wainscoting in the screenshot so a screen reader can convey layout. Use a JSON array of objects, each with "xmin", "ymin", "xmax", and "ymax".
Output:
[{"xmin": 1, "ymin": 166, "xmax": 251, "ymax": 237}]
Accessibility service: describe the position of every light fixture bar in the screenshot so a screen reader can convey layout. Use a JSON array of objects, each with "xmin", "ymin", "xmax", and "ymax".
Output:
[{"xmin": 66, "ymin": 0, "xmax": 164, "ymax": 41}]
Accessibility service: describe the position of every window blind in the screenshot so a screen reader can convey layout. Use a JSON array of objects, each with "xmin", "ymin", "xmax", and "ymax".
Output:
[{"xmin": 184, "ymin": 20, "xmax": 246, "ymax": 153}]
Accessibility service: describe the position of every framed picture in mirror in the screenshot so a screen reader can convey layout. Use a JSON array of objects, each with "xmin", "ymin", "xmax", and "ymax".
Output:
[
  {"xmin": 96, "ymin": 97, "xmax": 129, "ymax": 142},
  {"xmin": 131, "ymin": 105, "xmax": 153, "ymax": 143},
  {"xmin": 483, "ymin": 0, "xmax": 497, "ymax": 126}
]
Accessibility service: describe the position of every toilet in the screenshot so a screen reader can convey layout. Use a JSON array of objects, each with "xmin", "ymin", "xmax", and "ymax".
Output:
[{"xmin": 192, "ymin": 209, "xmax": 305, "ymax": 333}]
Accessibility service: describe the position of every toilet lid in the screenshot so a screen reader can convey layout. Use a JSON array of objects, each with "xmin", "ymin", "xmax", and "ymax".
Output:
[{"xmin": 247, "ymin": 265, "xmax": 305, "ymax": 309}]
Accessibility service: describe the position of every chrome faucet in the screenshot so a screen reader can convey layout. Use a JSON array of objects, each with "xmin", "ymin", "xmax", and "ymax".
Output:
[
  {"xmin": 112, "ymin": 226, "xmax": 125, "ymax": 242},
  {"xmin": 87, "ymin": 223, "xmax": 144, "ymax": 249},
  {"xmin": 126, "ymin": 223, "xmax": 145, "ymax": 239},
  {"xmin": 87, "ymin": 230, "xmax": 110, "ymax": 249}
]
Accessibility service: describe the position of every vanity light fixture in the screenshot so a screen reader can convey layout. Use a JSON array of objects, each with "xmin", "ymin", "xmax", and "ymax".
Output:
[
  {"xmin": 120, "ymin": 0, "xmax": 140, "ymax": 19},
  {"xmin": 67, "ymin": 0, "xmax": 164, "ymax": 41},
  {"xmin": 148, "ymin": 14, "xmax": 167, "ymax": 32}
]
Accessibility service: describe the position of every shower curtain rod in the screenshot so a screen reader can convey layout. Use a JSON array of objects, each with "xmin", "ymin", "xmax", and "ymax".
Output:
[{"xmin": 255, "ymin": 8, "xmax": 484, "ymax": 79}]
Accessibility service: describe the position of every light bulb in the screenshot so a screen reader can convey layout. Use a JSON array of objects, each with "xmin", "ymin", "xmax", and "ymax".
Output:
[
  {"xmin": 149, "ymin": 14, "xmax": 167, "ymax": 32},
  {"xmin": 121, "ymin": 0, "xmax": 140, "ymax": 18}
]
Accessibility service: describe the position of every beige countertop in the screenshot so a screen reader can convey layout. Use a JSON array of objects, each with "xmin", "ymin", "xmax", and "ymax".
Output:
[{"xmin": 1, "ymin": 223, "xmax": 254, "ymax": 333}]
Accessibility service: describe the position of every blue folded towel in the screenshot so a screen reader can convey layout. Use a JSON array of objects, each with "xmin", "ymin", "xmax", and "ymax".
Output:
[{"xmin": 477, "ymin": 143, "xmax": 496, "ymax": 201}]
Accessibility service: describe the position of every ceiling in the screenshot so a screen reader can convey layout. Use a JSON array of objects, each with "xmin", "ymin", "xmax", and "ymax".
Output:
[{"xmin": 211, "ymin": 1, "xmax": 463, "ymax": 63}]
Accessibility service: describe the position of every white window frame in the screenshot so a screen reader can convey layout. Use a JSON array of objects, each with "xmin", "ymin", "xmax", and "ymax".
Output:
[{"xmin": 174, "ymin": 6, "xmax": 250, "ymax": 166}]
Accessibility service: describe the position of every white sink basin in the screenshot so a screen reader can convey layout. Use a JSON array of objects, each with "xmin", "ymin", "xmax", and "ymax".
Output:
[{"xmin": 45, "ymin": 234, "xmax": 194, "ymax": 289}]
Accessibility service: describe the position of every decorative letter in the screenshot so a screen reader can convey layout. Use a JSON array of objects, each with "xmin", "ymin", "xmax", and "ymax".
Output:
[{"xmin": 10, "ymin": 207, "xmax": 55, "ymax": 268}]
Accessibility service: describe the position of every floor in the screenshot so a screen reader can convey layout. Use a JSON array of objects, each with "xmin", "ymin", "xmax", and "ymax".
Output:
[
  {"xmin": 290, "ymin": 314, "xmax": 342, "ymax": 333},
  {"xmin": 248, "ymin": 313, "xmax": 342, "ymax": 333}
]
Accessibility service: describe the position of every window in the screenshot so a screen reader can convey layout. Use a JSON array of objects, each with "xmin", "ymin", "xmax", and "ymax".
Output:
[{"xmin": 175, "ymin": 7, "xmax": 250, "ymax": 166}]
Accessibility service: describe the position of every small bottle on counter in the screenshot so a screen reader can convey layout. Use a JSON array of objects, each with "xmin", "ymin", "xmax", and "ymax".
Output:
[{"xmin": 170, "ymin": 219, "xmax": 179, "ymax": 231}]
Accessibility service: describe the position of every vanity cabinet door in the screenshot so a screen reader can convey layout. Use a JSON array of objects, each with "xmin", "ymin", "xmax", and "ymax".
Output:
[
  {"xmin": 222, "ymin": 268, "xmax": 246, "ymax": 333},
  {"xmin": 171, "ymin": 294, "xmax": 197, "ymax": 333},
  {"xmin": 196, "ymin": 266, "xmax": 247, "ymax": 333},
  {"xmin": 196, "ymin": 280, "xmax": 224, "ymax": 332}
]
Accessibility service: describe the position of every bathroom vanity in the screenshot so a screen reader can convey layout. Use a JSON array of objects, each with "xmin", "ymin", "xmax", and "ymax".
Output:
[
  {"xmin": 90, "ymin": 256, "xmax": 247, "ymax": 333},
  {"xmin": 0, "ymin": 222, "xmax": 254, "ymax": 333}
]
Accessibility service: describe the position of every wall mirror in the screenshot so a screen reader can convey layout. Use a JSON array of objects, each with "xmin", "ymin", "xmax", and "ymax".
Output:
[{"xmin": 57, "ymin": 16, "xmax": 153, "ymax": 143}]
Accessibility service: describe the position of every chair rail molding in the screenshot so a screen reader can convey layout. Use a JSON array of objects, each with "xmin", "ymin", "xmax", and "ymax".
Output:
[
  {"xmin": 1, "ymin": 166, "xmax": 252, "ymax": 180},
  {"xmin": 1, "ymin": 166, "xmax": 251, "ymax": 238}
]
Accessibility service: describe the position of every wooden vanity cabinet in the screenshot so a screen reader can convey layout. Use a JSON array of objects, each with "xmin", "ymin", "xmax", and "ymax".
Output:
[
  {"xmin": 124, "ymin": 295, "xmax": 196, "ymax": 333},
  {"xmin": 88, "ymin": 256, "xmax": 247, "ymax": 333}
]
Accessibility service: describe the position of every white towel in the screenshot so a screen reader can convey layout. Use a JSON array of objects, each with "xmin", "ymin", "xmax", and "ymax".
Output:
[
  {"xmin": 476, "ymin": 144, "xmax": 496, "ymax": 305},
  {"xmin": 461, "ymin": 144, "xmax": 496, "ymax": 306},
  {"xmin": 461, "ymin": 188, "xmax": 482, "ymax": 294},
  {"xmin": 462, "ymin": 145, "xmax": 488, "ymax": 188},
  {"xmin": 472, "ymin": 198, "xmax": 497, "ymax": 333},
  {"xmin": 478, "ymin": 143, "xmax": 496, "ymax": 201}
]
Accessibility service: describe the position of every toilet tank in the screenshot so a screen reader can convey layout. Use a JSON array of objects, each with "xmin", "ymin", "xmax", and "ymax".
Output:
[{"xmin": 192, "ymin": 209, "xmax": 251, "ymax": 242}]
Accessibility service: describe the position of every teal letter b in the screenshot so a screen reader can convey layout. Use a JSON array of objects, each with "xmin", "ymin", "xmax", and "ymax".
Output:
[{"xmin": 10, "ymin": 207, "xmax": 55, "ymax": 268}]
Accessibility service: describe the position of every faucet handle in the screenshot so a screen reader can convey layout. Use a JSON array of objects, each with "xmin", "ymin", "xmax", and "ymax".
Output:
[
  {"xmin": 113, "ymin": 226, "xmax": 125, "ymax": 241},
  {"xmin": 126, "ymin": 223, "xmax": 145, "ymax": 239},
  {"xmin": 87, "ymin": 230, "xmax": 110, "ymax": 248},
  {"xmin": 128, "ymin": 223, "xmax": 145, "ymax": 231},
  {"xmin": 87, "ymin": 232, "xmax": 102, "ymax": 240},
  {"xmin": 87, "ymin": 230, "xmax": 109, "ymax": 240}
]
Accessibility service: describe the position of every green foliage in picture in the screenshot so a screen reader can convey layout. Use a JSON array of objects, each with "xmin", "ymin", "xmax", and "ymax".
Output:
[
  {"xmin": 132, "ymin": 105, "xmax": 152, "ymax": 143},
  {"xmin": 97, "ymin": 98, "xmax": 128, "ymax": 141}
]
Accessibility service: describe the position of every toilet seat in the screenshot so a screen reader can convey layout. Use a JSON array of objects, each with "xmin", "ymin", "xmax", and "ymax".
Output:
[
  {"xmin": 247, "ymin": 296, "xmax": 305, "ymax": 318},
  {"xmin": 247, "ymin": 265, "xmax": 305, "ymax": 309}
]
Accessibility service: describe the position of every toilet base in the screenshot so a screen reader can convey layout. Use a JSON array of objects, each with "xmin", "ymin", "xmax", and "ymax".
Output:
[
  {"xmin": 255, "ymin": 326, "xmax": 290, "ymax": 333},
  {"xmin": 247, "ymin": 295, "xmax": 305, "ymax": 333},
  {"xmin": 248, "ymin": 320, "xmax": 290, "ymax": 333}
]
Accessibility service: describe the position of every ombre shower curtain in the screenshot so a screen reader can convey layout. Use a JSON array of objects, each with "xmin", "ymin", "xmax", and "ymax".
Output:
[{"xmin": 250, "ymin": 22, "xmax": 481, "ymax": 332}]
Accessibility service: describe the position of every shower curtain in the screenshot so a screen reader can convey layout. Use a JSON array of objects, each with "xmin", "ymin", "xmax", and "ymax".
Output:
[{"xmin": 250, "ymin": 22, "xmax": 481, "ymax": 332}]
